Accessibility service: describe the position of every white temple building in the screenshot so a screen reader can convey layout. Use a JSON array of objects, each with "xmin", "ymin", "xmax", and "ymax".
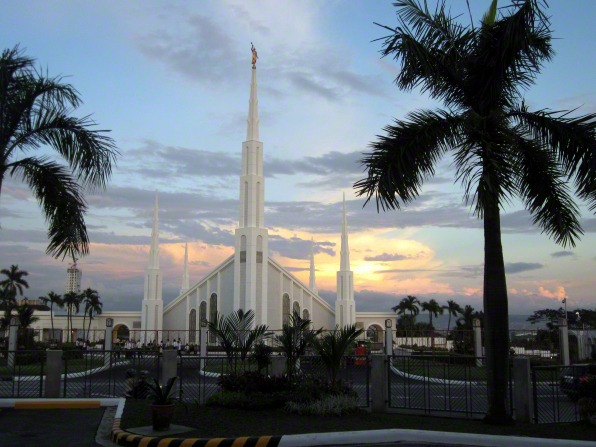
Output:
[{"xmin": 25, "ymin": 55, "xmax": 395, "ymax": 345}]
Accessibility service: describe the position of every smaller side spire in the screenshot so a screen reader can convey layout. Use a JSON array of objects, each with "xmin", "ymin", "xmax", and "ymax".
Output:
[
  {"xmin": 340, "ymin": 193, "xmax": 350, "ymax": 271},
  {"xmin": 180, "ymin": 242, "xmax": 189, "ymax": 294},
  {"xmin": 148, "ymin": 192, "xmax": 159, "ymax": 269},
  {"xmin": 309, "ymin": 238, "xmax": 317, "ymax": 294}
]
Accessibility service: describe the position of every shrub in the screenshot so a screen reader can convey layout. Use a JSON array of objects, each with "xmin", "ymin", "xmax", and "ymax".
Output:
[
  {"xmin": 219, "ymin": 371, "xmax": 289, "ymax": 394},
  {"xmin": 207, "ymin": 390, "xmax": 288, "ymax": 410},
  {"xmin": 285, "ymin": 394, "xmax": 360, "ymax": 416}
]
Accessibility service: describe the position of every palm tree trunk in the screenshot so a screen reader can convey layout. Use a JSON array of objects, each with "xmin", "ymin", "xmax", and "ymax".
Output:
[
  {"xmin": 483, "ymin": 199, "xmax": 513, "ymax": 424},
  {"xmin": 82, "ymin": 310, "xmax": 87, "ymax": 342}
]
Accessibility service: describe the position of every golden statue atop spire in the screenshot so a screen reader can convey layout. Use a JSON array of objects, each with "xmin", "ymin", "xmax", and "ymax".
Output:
[{"xmin": 251, "ymin": 42, "xmax": 258, "ymax": 68}]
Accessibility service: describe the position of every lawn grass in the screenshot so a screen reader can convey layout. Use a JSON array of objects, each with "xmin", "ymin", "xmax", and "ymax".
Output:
[{"xmin": 121, "ymin": 399, "xmax": 596, "ymax": 441}]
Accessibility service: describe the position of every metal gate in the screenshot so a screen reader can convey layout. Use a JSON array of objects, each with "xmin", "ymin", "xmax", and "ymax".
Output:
[
  {"xmin": 531, "ymin": 365, "xmax": 584, "ymax": 423},
  {"xmin": 0, "ymin": 350, "xmax": 45, "ymax": 398},
  {"xmin": 388, "ymin": 355, "xmax": 504, "ymax": 417}
]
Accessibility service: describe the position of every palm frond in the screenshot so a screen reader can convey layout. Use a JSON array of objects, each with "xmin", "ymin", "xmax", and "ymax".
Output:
[
  {"xmin": 8, "ymin": 156, "xmax": 89, "ymax": 260},
  {"xmin": 376, "ymin": 1, "xmax": 471, "ymax": 108},
  {"xmin": 472, "ymin": 0, "xmax": 553, "ymax": 111},
  {"xmin": 509, "ymin": 131, "xmax": 583, "ymax": 247},
  {"xmin": 507, "ymin": 104, "xmax": 596, "ymax": 210},
  {"xmin": 355, "ymin": 109, "xmax": 464, "ymax": 211}
]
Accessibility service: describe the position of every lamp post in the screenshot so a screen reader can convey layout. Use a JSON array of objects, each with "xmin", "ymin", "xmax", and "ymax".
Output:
[
  {"xmin": 200, "ymin": 319, "xmax": 208, "ymax": 369},
  {"xmin": 562, "ymin": 297, "xmax": 568, "ymax": 322}
]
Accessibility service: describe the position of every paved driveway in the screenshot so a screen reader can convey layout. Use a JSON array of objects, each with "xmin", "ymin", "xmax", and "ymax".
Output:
[{"xmin": 0, "ymin": 408, "xmax": 104, "ymax": 447}]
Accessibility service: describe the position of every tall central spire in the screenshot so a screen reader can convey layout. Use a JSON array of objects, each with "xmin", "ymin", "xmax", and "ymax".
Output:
[
  {"xmin": 246, "ymin": 66, "xmax": 259, "ymax": 141},
  {"xmin": 149, "ymin": 192, "xmax": 159, "ymax": 269},
  {"xmin": 340, "ymin": 193, "xmax": 350, "ymax": 271},
  {"xmin": 234, "ymin": 51, "xmax": 269, "ymax": 325}
]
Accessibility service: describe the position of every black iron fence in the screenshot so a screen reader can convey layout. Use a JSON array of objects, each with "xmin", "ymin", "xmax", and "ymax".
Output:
[
  {"xmin": 531, "ymin": 364, "xmax": 590, "ymax": 423},
  {"xmin": 0, "ymin": 350, "xmax": 45, "ymax": 398},
  {"xmin": 388, "ymin": 354, "xmax": 499, "ymax": 417}
]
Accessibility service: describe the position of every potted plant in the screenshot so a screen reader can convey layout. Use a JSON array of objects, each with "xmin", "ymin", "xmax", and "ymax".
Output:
[{"xmin": 147, "ymin": 376, "xmax": 177, "ymax": 431}]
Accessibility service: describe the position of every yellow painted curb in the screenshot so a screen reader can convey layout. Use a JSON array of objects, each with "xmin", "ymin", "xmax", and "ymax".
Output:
[
  {"xmin": 15, "ymin": 401, "xmax": 101, "ymax": 409},
  {"xmin": 111, "ymin": 416, "xmax": 282, "ymax": 447}
]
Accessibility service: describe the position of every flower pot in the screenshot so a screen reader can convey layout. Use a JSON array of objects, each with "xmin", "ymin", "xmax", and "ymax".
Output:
[{"xmin": 151, "ymin": 403, "xmax": 175, "ymax": 431}]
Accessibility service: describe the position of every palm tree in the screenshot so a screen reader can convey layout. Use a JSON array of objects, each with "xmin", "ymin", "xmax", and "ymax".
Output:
[
  {"xmin": 85, "ymin": 292, "xmax": 103, "ymax": 342},
  {"xmin": 80, "ymin": 288, "xmax": 99, "ymax": 340},
  {"xmin": 63, "ymin": 291, "xmax": 82, "ymax": 343},
  {"xmin": 355, "ymin": 0, "xmax": 595, "ymax": 423},
  {"xmin": 0, "ymin": 265, "xmax": 29, "ymax": 303},
  {"xmin": 311, "ymin": 324, "xmax": 364, "ymax": 389},
  {"xmin": 392, "ymin": 295, "xmax": 420, "ymax": 347},
  {"xmin": 444, "ymin": 300, "xmax": 463, "ymax": 333},
  {"xmin": 275, "ymin": 310, "xmax": 322, "ymax": 381},
  {"xmin": 456, "ymin": 305, "xmax": 477, "ymax": 331},
  {"xmin": 39, "ymin": 292, "xmax": 63, "ymax": 342},
  {"xmin": 0, "ymin": 46, "xmax": 118, "ymax": 260},
  {"xmin": 15, "ymin": 303, "xmax": 39, "ymax": 329},
  {"xmin": 421, "ymin": 299, "xmax": 443, "ymax": 328},
  {"xmin": 207, "ymin": 309, "xmax": 270, "ymax": 373}
]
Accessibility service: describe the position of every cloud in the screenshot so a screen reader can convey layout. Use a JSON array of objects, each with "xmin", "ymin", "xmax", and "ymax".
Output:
[
  {"xmin": 505, "ymin": 262, "xmax": 544, "ymax": 274},
  {"xmin": 364, "ymin": 252, "xmax": 423, "ymax": 262},
  {"xmin": 537, "ymin": 286, "xmax": 566, "ymax": 300},
  {"xmin": 551, "ymin": 251, "xmax": 574, "ymax": 258},
  {"xmin": 269, "ymin": 234, "xmax": 335, "ymax": 260}
]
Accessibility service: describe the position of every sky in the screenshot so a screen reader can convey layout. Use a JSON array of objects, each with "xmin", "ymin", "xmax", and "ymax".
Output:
[{"xmin": 0, "ymin": 0, "xmax": 594, "ymax": 318}]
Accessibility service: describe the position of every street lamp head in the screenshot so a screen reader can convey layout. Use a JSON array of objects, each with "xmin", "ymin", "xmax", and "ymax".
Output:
[
  {"xmin": 385, "ymin": 319, "xmax": 393, "ymax": 329},
  {"xmin": 10, "ymin": 316, "xmax": 18, "ymax": 326},
  {"xmin": 106, "ymin": 318, "xmax": 113, "ymax": 328}
]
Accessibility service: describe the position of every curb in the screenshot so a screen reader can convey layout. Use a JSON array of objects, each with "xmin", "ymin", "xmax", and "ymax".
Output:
[
  {"xmin": 0, "ymin": 398, "xmax": 121, "ymax": 409},
  {"xmin": 111, "ymin": 418, "xmax": 282, "ymax": 447}
]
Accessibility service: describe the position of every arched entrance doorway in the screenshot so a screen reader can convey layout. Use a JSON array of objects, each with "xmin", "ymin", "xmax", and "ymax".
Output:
[
  {"xmin": 366, "ymin": 324, "xmax": 383, "ymax": 343},
  {"xmin": 112, "ymin": 324, "xmax": 130, "ymax": 343}
]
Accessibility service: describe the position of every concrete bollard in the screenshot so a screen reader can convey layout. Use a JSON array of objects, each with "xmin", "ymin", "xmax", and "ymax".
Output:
[
  {"xmin": 512, "ymin": 357, "xmax": 534, "ymax": 423},
  {"xmin": 45, "ymin": 350, "xmax": 63, "ymax": 398},
  {"xmin": 270, "ymin": 356, "xmax": 286, "ymax": 377},
  {"xmin": 161, "ymin": 349, "xmax": 178, "ymax": 385}
]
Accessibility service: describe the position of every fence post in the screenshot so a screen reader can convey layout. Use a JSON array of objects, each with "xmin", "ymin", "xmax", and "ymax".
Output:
[
  {"xmin": 7, "ymin": 318, "xmax": 18, "ymax": 368},
  {"xmin": 162, "ymin": 349, "xmax": 178, "ymax": 385},
  {"xmin": 371, "ymin": 355, "xmax": 388, "ymax": 413},
  {"xmin": 473, "ymin": 318, "xmax": 482, "ymax": 366},
  {"xmin": 559, "ymin": 318, "xmax": 570, "ymax": 366},
  {"xmin": 385, "ymin": 327, "xmax": 393, "ymax": 356},
  {"xmin": 104, "ymin": 326, "xmax": 113, "ymax": 366},
  {"xmin": 200, "ymin": 325, "xmax": 208, "ymax": 370},
  {"xmin": 512, "ymin": 357, "xmax": 534, "ymax": 423},
  {"xmin": 45, "ymin": 350, "xmax": 62, "ymax": 398}
]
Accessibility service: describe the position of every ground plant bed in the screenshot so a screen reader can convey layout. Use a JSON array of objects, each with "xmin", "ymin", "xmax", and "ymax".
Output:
[{"xmin": 121, "ymin": 399, "xmax": 596, "ymax": 441}]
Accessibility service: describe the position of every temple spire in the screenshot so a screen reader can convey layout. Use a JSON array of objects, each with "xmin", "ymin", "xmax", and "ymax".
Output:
[
  {"xmin": 180, "ymin": 242, "xmax": 189, "ymax": 294},
  {"xmin": 149, "ymin": 192, "xmax": 159, "ymax": 269},
  {"xmin": 309, "ymin": 238, "xmax": 317, "ymax": 294},
  {"xmin": 246, "ymin": 59, "xmax": 259, "ymax": 141},
  {"xmin": 340, "ymin": 193, "xmax": 350, "ymax": 271}
]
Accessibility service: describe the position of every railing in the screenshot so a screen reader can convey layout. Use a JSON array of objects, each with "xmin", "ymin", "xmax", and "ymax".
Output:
[
  {"xmin": 388, "ymin": 355, "xmax": 493, "ymax": 417},
  {"xmin": 61, "ymin": 350, "xmax": 161, "ymax": 398},
  {"xmin": 531, "ymin": 365, "xmax": 584, "ymax": 423},
  {"xmin": 0, "ymin": 350, "xmax": 45, "ymax": 398}
]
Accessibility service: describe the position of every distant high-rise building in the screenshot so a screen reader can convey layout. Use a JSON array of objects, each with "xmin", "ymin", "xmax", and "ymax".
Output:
[{"xmin": 66, "ymin": 263, "xmax": 81, "ymax": 294}]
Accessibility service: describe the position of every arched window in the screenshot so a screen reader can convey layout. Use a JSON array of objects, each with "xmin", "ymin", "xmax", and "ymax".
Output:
[
  {"xmin": 189, "ymin": 309, "xmax": 197, "ymax": 343},
  {"xmin": 302, "ymin": 309, "xmax": 310, "ymax": 322},
  {"xmin": 199, "ymin": 301, "xmax": 207, "ymax": 325},
  {"xmin": 209, "ymin": 293, "xmax": 218, "ymax": 343},
  {"xmin": 282, "ymin": 293, "xmax": 290, "ymax": 325},
  {"xmin": 293, "ymin": 301, "xmax": 300, "ymax": 318}
]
